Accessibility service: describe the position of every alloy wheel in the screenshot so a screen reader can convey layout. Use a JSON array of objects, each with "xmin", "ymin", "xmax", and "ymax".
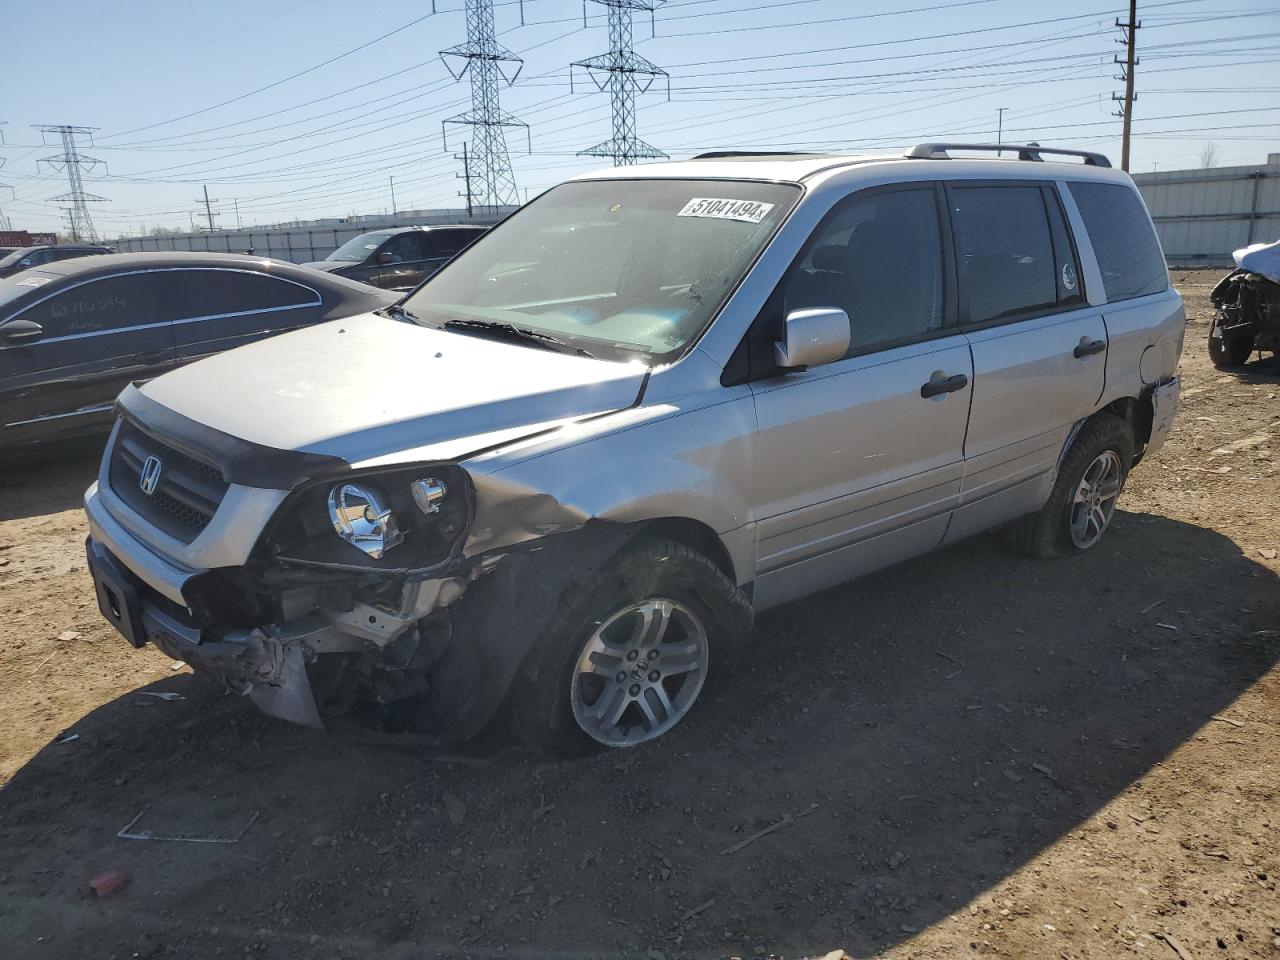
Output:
[
  {"xmin": 569, "ymin": 597, "xmax": 709, "ymax": 748},
  {"xmin": 1068, "ymin": 449, "xmax": 1123, "ymax": 549}
]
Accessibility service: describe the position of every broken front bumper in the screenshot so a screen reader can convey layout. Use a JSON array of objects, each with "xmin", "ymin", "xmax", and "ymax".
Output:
[{"xmin": 86, "ymin": 538, "xmax": 325, "ymax": 727}]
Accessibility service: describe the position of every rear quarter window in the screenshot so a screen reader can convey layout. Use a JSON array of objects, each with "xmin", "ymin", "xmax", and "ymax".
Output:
[{"xmin": 1068, "ymin": 182, "xmax": 1168, "ymax": 302}]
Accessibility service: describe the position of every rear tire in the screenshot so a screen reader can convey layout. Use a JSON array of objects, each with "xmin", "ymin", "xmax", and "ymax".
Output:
[
  {"xmin": 1005, "ymin": 413, "xmax": 1135, "ymax": 559},
  {"xmin": 508, "ymin": 536, "xmax": 752, "ymax": 756}
]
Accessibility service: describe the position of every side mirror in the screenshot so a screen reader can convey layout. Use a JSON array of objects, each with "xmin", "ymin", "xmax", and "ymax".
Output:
[
  {"xmin": 774, "ymin": 307, "xmax": 851, "ymax": 370},
  {"xmin": 18, "ymin": 258, "xmax": 32, "ymax": 268},
  {"xmin": 376, "ymin": 251, "xmax": 394, "ymax": 265},
  {"xmin": 1, "ymin": 319, "xmax": 45, "ymax": 345}
]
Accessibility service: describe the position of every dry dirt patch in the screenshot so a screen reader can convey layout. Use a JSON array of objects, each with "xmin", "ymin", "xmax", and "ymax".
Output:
[{"xmin": 0, "ymin": 269, "xmax": 1276, "ymax": 959}]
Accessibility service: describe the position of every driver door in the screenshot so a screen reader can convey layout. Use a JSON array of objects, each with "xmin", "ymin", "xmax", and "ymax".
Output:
[{"xmin": 748, "ymin": 184, "xmax": 973, "ymax": 610}]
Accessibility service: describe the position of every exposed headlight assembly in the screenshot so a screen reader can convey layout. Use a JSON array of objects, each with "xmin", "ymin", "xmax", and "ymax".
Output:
[
  {"xmin": 328, "ymin": 483, "xmax": 403, "ymax": 559},
  {"xmin": 256, "ymin": 465, "xmax": 470, "ymax": 571}
]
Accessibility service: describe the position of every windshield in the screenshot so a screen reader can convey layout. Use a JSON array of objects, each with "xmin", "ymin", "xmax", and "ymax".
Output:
[
  {"xmin": 0, "ymin": 249, "xmax": 33, "ymax": 269},
  {"xmin": 327, "ymin": 232, "xmax": 390, "ymax": 262},
  {"xmin": 401, "ymin": 179, "xmax": 800, "ymax": 362}
]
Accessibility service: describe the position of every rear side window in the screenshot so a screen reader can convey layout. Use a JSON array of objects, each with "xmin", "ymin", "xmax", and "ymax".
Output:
[
  {"xmin": 161, "ymin": 269, "xmax": 319, "ymax": 321},
  {"xmin": 949, "ymin": 185, "xmax": 1057, "ymax": 325},
  {"xmin": 423, "ymin": 231, "xmax": 468, "ymax": 257},
  {"xmin": 1068, "ymin": 182, "xmax": 1167, "ymax": 301},
  {"xmin": 12, "ymin": 274, "xmax": 160, "ymax": 338}
]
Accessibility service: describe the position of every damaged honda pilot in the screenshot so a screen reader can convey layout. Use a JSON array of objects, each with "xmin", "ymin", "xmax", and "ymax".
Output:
[{"xmin": 85, "ymin": 143, "xmax": 1184, "ymax": 753}]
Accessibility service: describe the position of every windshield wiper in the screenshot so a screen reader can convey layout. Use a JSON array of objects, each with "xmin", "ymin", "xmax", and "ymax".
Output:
[
  {"xmin": 442, "ymin": 318, "xmax": 596, "ymax": 358},
  {"xmin": 378, "ymin": 303, "xmax": 421, "ymax": 323}
]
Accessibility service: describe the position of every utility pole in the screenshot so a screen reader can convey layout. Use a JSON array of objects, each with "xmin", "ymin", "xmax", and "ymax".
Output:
[
  {"xmin": 34, "ymin": 124, "xmax": 108, "ymax": 242},
  {"xmin": 197, "ymin": 184, "xmax": 219, "ymax": 232},
  {"xmin": 996, "ymin": 107, "xmax": 1008, "ymax": 156},
  {"xmin": 1112, "ymin": 0, "xmax": 1140, "ymax": 172},
  {"xmin": 571, "ymin": 1, "xmax": 670, "ymax": 166},
  {"xmin": 390, "ymin": 176, "xmax": 397, "ymax": 217},
  {"xmin": 233, "ymin": 198, "xmax": 242, "ymax": 230},
  {"xmin": 455, "ymin": 142, "xmax": 475, "ymax": 219},
  {"xmin": 440, "ymin": 0, "xmax": 528, "ymax": 219}
]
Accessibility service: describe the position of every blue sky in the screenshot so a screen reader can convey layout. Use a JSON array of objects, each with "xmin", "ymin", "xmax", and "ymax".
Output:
[{"xmin": 2, "ymin": 0, "xmax": 1277, "ymax": 237}]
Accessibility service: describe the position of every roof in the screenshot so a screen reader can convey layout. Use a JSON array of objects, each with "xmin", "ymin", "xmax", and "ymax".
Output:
[
  {"xmin": 3, "ymin": 251, "xmax": 316, "ymax": 281},
  {"xmin": 359, "ymin": 224, "xmax": 489, "ymax": 237},
  {"xmin": 569, "ymin": 146, "xmax": 1131, "ymax": 187}
]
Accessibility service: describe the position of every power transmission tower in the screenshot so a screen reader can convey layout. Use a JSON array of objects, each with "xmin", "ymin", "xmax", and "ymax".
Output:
[
  {"xmin": 456, "ymin": 142, "xmax": 477, "ymax": 219},
  {"xmin": 571, "ymin": 0, "xmax": 670, "ymax": 166},
  {"xmin": 1112, "ymin": 0, "xmax": 1140, "ymax": 172},
  {"xmin": 34, "ymin": 124, "xmax": 108, "ymax": 242},
  {"xmin": 440, "ymin": 0, "xmax": 528, "ymax": 218},
  {"xmin": 196, "ymin": 184, "xmax": 219, "ymax": 232}
]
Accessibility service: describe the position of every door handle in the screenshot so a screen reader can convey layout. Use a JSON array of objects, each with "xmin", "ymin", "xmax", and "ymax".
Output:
[
  {"xmin": 920, "ymin": 372, "xmax": 969, "ymax": 398},
  {"xmin": 1073, "ymin": 337, "xmax": 1106, "ymax": 358}
]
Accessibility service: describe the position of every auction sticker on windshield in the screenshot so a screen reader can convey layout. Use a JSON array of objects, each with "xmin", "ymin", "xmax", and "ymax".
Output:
[{"xmin": 678, "ymin": 197, "xmax": 775, "ymax": 223}]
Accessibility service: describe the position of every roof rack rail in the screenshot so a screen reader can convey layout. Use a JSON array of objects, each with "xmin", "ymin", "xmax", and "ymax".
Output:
[
  {"xmin": 905, "ymin": 142, "xmax": 1111, "ymax": 168},
  {"xmin": 690, "ymin": 150, "xmax": 820, "ymax": 160}
]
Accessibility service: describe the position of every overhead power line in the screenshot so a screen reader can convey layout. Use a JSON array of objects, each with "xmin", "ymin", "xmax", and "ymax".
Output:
[{"xmin": 100, "ymin": 10, "xmax": 443, "ymax": 142}]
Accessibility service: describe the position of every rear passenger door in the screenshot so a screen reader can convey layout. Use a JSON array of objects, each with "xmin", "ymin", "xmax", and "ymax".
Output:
[
  {"xmin": 0, "ymin": 273, "xmax": 172, "ymax": 449},
  {"xmin": 945, "ymin": 181, "xmax": 1108, "ymax": 541},
  {"xmin": 748, "ymin": 184, "xmax": 974, "ymax": 608},
  {"xmin": 161, "ymin": 268, "xmax": 324, "ymax": 363}
]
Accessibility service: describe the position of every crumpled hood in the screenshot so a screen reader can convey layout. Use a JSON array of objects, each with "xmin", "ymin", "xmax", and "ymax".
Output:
[{"xmin": 139, "ymin": 312, "xmax": 647, "ymax": 464}]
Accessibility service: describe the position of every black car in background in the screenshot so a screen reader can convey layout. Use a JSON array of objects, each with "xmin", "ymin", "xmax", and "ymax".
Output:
[
  {"xmin": 0, "ymin": 252, "xmax": 395, "ymax": 457},
  {"xmin": 0, "ymin": 244, "xmax": 115, "ymax": 279},
  {"xmin": 303, "ymin": 224, "xmax": 486, "ymax": 291}
]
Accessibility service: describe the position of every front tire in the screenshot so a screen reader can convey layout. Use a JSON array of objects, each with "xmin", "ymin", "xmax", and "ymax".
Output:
[
  {"xmin": 508, "ymin": 536, "xmax": 752, "ymax": 756},
  {"xmin": 1005, "ymin": 413, "xmax": 1135, "ymax": 559},
  {"xmin": 1209, "ymin": 318, "xmax": 1254, "ymax": 368}
]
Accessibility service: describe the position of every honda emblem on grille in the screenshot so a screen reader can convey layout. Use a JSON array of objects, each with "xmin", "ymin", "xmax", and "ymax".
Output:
[{"xmin": 139, "ymin": 455, "xmax": 163, "ymax": 496}]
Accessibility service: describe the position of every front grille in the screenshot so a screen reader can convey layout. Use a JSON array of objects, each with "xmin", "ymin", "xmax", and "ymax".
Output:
[{"xmin": 108, "ymin": 419, "xmax": 229, "ymax": 544}]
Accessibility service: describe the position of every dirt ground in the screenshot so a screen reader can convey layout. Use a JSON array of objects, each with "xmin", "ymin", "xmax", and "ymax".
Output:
[{"xmin": 0, "ymin": 268, "xmax": 1276, "ymax": 960}]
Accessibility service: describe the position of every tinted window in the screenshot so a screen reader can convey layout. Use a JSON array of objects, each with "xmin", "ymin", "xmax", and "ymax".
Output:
[
  {"xmin": 950, "ymin": 186, "xmax": 1057, "ymax": 324},
  {"xmin": 1069, "ymin": 182, "xmax": 1167, "ymax": 301},
  {"xmin": 783, "ymin": 187, "xmax": 945, "ymax": 354},
  {"xmin": 12, "ymin": 273, "xmax": 160, "ymax": 338},
  {"xmin": 380, "ymin": 233, "xmax": 423, "ymax": 263},
  {"xmin": 422, "ymin": 230, "xmax": 473, "ymax": 258},
  {"xmin": 162, "ymin": 269, "xmax": 318, "ymax": 321}
]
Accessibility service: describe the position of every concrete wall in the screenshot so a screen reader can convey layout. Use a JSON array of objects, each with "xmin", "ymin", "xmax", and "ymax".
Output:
[
  {"xmin": 1133, "ymin": 156, "xmax": 1280, "ymax": 265},
  {"xmin": 108, "ymin": 207, "xmax": 515, "ymax": 264}
]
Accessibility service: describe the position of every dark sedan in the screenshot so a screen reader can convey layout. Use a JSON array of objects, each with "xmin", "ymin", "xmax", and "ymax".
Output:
[
  {"xmin": 303, "ymin": 224, "xmax": 486, "ymax": 291},
  {"xmin": 0, "ymin": 244, "xmax": 114, "ymax": 279},
  {"xmin": 0, "ymin": 252, "xmax": 395, "ymax": 457}
]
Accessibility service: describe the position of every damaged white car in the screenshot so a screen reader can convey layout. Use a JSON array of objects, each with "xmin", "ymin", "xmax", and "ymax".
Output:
[{"xmin": 84, "ymin": 143, "xmax": 1184, "ymax": 753}]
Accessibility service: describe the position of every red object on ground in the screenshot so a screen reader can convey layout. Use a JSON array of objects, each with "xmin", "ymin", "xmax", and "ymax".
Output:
[{"xmin": 88, "ymin": 869, "xmax": 128, "ymax": 897}]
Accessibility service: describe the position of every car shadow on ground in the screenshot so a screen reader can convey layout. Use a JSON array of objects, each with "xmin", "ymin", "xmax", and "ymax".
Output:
[
  {"xmin": 0, "ymin": 445, "xmax": 102, "ymax": 521},
  {"xmin": 1, "ymin": 511, "xmax": 1277, "ymax": 959},
  {"xmin": 1221, "ymin": 352, "xmax": 1280, "ymax": 382}
]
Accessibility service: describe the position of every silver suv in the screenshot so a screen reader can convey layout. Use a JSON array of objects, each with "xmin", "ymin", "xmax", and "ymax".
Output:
[{"xmin": 84, "ymin": 143, "xmax": 1183, "ymax": 754}]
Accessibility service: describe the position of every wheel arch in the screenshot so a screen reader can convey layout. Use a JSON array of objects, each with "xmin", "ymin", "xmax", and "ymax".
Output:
[{"xmin": 636, "ymin": 516, "xmax": 738, "ymax": 582}]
